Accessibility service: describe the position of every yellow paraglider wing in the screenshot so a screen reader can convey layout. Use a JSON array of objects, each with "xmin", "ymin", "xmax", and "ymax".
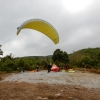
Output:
[{"xmin": 17, "ymin": 19, "xmax": 59, "ymax": 44}]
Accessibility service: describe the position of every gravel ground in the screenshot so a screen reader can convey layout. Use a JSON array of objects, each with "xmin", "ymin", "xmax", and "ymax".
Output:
[{"xmin": 1, "ymin": 70, "xmax": 100, "ymax": 89}]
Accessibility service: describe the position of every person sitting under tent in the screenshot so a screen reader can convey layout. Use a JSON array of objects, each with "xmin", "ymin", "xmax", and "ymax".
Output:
[{"xmin": 57, "ymin": 64, "xmax": 61, "ymax": 72}]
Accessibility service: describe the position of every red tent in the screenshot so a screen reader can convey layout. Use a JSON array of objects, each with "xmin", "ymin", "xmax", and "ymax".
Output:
[{"xmin": 51, "ymin": 64, "xmax": 59, "ymax": 72}]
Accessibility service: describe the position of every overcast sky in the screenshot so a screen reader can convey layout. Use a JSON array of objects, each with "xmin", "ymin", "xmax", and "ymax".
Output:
[{"xmin": 0, "ymin": 0, "xmax": 100, "ymax": 57}]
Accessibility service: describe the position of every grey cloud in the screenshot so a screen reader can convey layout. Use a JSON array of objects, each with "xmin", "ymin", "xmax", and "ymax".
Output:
[{"xmin": 0, "ymin": 0, "xmax": 100, "ymax": 57}]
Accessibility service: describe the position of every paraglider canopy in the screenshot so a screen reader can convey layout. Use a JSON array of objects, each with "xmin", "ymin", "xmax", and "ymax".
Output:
[{"xmin": 16, "ymin": 19, "xmax": 59, "ymax": 44}]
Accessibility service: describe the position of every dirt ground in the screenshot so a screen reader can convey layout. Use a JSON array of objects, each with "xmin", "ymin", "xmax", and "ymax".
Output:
[{"xmin": 0, "ymin": 70, "xmax": 100, "ymax": 100}]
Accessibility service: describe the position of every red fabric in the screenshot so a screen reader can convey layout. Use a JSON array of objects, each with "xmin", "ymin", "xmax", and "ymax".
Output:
[{"xmin": 51, "ymin": 65, "xmax": 59, "ymax": 72}]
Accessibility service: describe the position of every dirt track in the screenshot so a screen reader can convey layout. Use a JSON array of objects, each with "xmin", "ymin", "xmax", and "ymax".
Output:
[
  {"xmin": 0, "ymin": 70, "xmax": 100, "ymax": 100},
  {"xmin": 1, "ymin": 70, "xmax": 100, "ymax": 89}
]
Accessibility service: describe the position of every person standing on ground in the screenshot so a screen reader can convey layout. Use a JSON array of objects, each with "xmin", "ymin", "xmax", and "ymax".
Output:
[
  {"xmin": 82, "ymin": 63, "xmax": 86, "ymax": 73},
  {"xmin": 47, "ymin": 63, "xmax": 52, "ymax": 73},
  {"xmin": 36, "ymin": 65, "xmax": 39, "ymax": 72},
  {"xmin": 65, "ymin": 64, "xmax": 69, "ymax": 71}
]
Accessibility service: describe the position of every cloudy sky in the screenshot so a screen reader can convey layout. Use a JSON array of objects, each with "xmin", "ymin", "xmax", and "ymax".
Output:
[{"xmin": 0, "ymin": 0, "xmax": 100, "ymax": 57}]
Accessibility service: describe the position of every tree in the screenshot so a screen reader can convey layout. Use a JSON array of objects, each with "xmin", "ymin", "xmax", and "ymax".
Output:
[
  {"xmin": 52, "ymin": 49, "xmax": 69, "ymax": 65},
  {"xmin": 0, "ymin": 45, "xmax": 3, "ymax": 55}
]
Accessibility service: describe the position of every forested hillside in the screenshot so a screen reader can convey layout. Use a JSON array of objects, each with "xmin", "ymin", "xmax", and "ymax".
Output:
[
  {"xmin": 69, "ymin": 47, "xmax": 100, "ymax": 69},
  {"xmin": 0, "ymin": 47, "xmax": 100, "ymax": 73}
]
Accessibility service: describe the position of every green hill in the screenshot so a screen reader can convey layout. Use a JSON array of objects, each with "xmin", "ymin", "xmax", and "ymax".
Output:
[{"xmin": 69, "ymin": 47, "xmax": 100, "ymax": 69}]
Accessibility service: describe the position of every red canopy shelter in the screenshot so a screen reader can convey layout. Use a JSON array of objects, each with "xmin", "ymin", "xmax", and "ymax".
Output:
[{"xmin": 51, "ymin": 64, "xmax": 59, "ymax": 72}]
